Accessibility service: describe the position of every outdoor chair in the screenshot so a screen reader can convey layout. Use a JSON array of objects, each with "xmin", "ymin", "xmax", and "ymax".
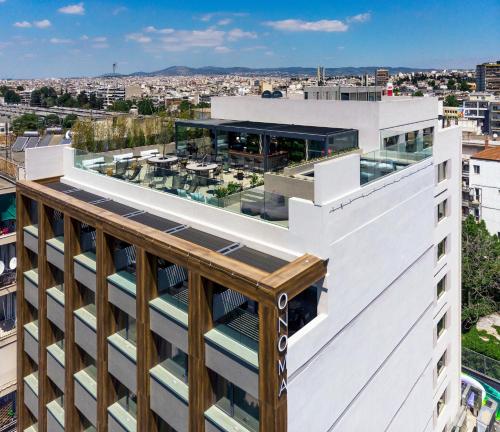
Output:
[
  {"xmin": 127, "ymin": 165, "xmax": 142, "ymax": 183},
  {"xmin": 112, "ymin": 161, "xmax": 128, "ymax": 179},
  {"xmin": 187, "ymin": 177, "xmax": 199, "ymax": 194}
]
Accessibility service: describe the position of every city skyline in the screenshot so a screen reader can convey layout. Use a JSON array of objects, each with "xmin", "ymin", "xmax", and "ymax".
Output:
[{"xmin": 0, "ymin": 0, "xmax": 498, "ymax": 78}]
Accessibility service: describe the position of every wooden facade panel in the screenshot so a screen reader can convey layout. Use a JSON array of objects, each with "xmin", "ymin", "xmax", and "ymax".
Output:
[{"xmin": 16, "ymin": 180, "xmax": 328, "ymax": 432}]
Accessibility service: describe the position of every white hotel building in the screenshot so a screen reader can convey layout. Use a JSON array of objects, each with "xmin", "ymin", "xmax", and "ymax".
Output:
[{"xmin": 18, "ymin": 96, "xmax": 461, "ymax": 432}]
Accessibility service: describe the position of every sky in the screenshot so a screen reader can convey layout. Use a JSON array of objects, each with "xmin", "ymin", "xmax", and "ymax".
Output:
[{"xmin": 0, "ymin": 0, "xmax": 498, "ymax": 78}]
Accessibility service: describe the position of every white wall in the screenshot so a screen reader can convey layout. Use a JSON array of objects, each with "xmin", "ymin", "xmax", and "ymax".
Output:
[
  {"xmin": 212, "ymin": 96, "xmax": 439, "ymax": 153},
  {"xmin": 25, "ymin": 144, "xmax": 69, "ymax": 181},
  {"xmin": 470, "ymin": 158, "xmax": 500, "ymax": 236}
]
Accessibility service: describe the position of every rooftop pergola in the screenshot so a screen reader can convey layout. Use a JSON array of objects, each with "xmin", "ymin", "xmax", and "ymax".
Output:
[{"xmin": 175, "ymin": 119, "xmax": 358, "ymax": 170}]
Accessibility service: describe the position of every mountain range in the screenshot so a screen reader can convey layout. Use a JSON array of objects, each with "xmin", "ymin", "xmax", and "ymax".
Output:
[{"xmin": 99, "ymin": 65, "xmax": 435, "ymax": 78}]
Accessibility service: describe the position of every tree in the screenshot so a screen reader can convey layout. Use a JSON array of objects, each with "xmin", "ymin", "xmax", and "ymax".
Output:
[
  {"xmin": 44, "ymin": 114, "xmax": 61, "ymax": 127},
  {"xmin": 462, "ymin": 216, "xmax": 500, "ymax": 329},
  {"xmin": 63, "ymin": 114, "xmax": 78, "ymax": 129},
  {"xmin": 12, "ymin": 113, "xmax": 40, "ymax": 135},
  {"xmin": 57, "ymin": 92, "xmax": 79, "ymax": 108},
  {"xmin": 77, "ymin": 91, "xmax": 89, "ymax": 107},
  {"xmin": 447, "ymin": 78, "xmax": 456, "ymax": 90},
  {"xmin": 109, "ymin": 100, "xmax": 132, "ymax": 113},
  {"xmin": 459, "ymin": 81, "xmax": 470, "ymax": 92},
  {"xmin": 16, "ymin": 85, "xmax": 25, "ymax": 91},
  {"xmin": 137, "ymin": 99, "xmax": 156, "ymax": 116},
  {"xmin": 413, "ymin": 90, "xmax": 424, "ymax": 97},
  {"xmin": 3, "ymin": 89, "xmax": 21, "ymax": 104},
  {"xmin": 444, "ymin": 95, "xmax": 459, "ymax": 107},
  {"xmin": 89, "ymin": 93, "xmax": 104, "ymax": 110}
]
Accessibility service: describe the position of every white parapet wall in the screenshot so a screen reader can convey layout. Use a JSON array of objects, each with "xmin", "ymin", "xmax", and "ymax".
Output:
[{"xmin": 25, "ymin": 144, "xmax": 70, "ymax": 181}]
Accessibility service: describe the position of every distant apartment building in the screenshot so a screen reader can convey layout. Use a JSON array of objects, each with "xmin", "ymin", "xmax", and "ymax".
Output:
[
  {"xmin": 19, "ymin": 91, "xmax": 32, "ymax": 106},
  {"xmin": 125, "ymin": 85, "xmax": 142, "ymax": 101},
  {"xmin": 488, "ymin": 100, "xmax": 500, "ymax": 135},
  {"xmin": 17, "ymin": 95, "xmax": 462, "ymax": 432},
  {"xmin": 375, "ymin": 68, "xmax": 390, "ymax": 87},
  {"xmin": 0, "ymin": 176, "xmax": 17, "ymax": 432},
  {"xmin": 476, "ymin": 61, "xmax": 500, "ymax": 95},
  {"xmin": 304, "ymin": 85, "xmax": 385, "ymax": 101},
  {"xmin": 462, "ymin": 92, "xmax": 497, "ymax": 133},
  {"xmin": 468, "ymin": 146, "xmax": 500, "ymax": 236},
  {"xmin": 96, "ymin": 86, "xmax": 126, "ymax": 108}
]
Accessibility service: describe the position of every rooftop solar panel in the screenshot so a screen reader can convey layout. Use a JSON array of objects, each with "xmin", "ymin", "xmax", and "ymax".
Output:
[
  {"xmin": 11, "ymin": 137, "xmax": 28, "ymax": 152},
  {"xmin": 226, "ymin": 246, "xmax": 288, "ymax": 273},
  {"xmin": 171, "ymin": 227, "xmax": 235, "ymax": 252},
  {"xmin": 93, "ymin": 199, "xmax": 140, "ymax": 217},
  {"xmin": 37, "ymin": 135, "xmax": 52, "ymax": 148},
  {"xmin": 127, "ymin": 212, "xmax": 184, "ymax": 233},
  {"xmin": 24, "ymin": 137, "xmax": 40, "ymax": 149},
  {"xmin": 44, "ymin": 182, "xmax": 79, "ymax": 193},
  {"xmin": 65, "ymin": 189, "xmax": 104, "ymax": 204}
]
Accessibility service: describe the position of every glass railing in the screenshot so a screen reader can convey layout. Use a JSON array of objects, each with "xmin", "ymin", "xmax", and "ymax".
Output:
[
  {"xmin": 117, "ymin": 395, "xmax": 137, "ymax": 419},
  {"xmin": 74, "ymin": 150, "xmax": 290, "ymax": 227},
  {"xmin": 462, "ymin": 348, "xmax": 500, "ymax": 381},
  {"xmin": 215, "ymin": 306, "xmax": 259, "ymax": 352},
  {"xmin": 360, "ymin": 142, "xmax": 432, "ymax": 185},
  {"xmin": 159, "ymin": 351, "xmax": 188, "ymax": 384},
  {"xmin": 215, "ymin": 396, "xmax": 259, "ymax": 432}
]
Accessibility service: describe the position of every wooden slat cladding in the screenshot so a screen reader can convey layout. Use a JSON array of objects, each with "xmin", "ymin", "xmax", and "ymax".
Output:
[
  {"xmin": 16, "ymin": 193, "xmax": 32, "ymax": 431},
  {"xmin": 136, "ymin": 248, "xmax": 158, "ymax": 432},
  {"xmin": 96, "ymin": 230, "xmax": 116, "ymax": 431},
  {"xmin": 64, "ymin": 216, "xmax": 82, "ymax": 431},
  {"xmin": 37, "ymin": 204, "xmax": 56, "ymax": 432},
  {"xmin": 17, "ymin": 179, "xmax": 328, "ymax": 432},
  {"xmin": 188, "ymin": 273, "xmax": 214, "ymax": 431}
]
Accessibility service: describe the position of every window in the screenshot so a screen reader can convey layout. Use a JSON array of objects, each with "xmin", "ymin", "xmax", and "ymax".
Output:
[
  {"xmin": 437, "ymin": 351, "xmax": 447, "ymax": 377},
  {"xmin": 437, "ymin": 388, "xmax": 447, "ymax": 417},
  {"xmin": 437, "ymin": 200, "xmax": 447, "ymax": 222},
  {"xmin": 437, "ymin": 161, "xmax": 448, "ymax": 183},
  {"xmin": 473, "ymin": 165, "xmax": 480, "ymax": 174},
  {"xmin": 437, "ymin": 238, "xmax": 447, "ymax": 260},
  {"xmin": 154, "ymin": 335, "xmax": 188, "ymax": 384},
  {"xmin": 436, "ymin": 313, "xmax": 447, "ymax": 339},
  {"xmin": 211, "ymin": 371, "xmax": 259, "ymax": 431},
  {"xmin": 437, "ymin": 275, "xmax": 446, "ymax": 299}
]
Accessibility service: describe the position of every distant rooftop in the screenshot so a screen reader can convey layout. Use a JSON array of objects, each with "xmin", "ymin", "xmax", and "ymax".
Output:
[{"xmin": 471, "ymin": 146, "xmax": 500, "ymax": 162}]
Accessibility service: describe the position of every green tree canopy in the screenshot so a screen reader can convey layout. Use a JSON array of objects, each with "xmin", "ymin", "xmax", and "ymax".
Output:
[
  {"xmin": 63, "ymin": 114, "xmax": 78, "ymax": 129},
  {"xmin": 12, "ymin": 113, "xmax": 40, "ymax": 135},
  {"xmin": 462, "ymin": 216, "xmax": 500, "ymax": 329},
  {"xmin": 459, "ymin": 81, "xmax": 470, "ymax": 92},
  {"xmin": 3, "ymin": 89, "xmax": 21, "ymax": 104},
  {"xmin": 447, "ymin": 78, "xmax": 456, "ymax": 90},
  {"xmin": 444, "ymin": 95, "xmax": 460, "ymax": 107},
  {"xmin": 108, "ymin": 100, "xmax": 133, "ymax": 113},
  {"xmin": 44, "ymin": 114, "xmax": 61, "ymax": 127},
  {"xmin": 413, "ymin": 90, "xmax": 424, "ymax": 97}
]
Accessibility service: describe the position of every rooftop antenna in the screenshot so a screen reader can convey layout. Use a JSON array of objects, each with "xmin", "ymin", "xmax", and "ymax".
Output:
[{"xmin": 113, "ymin": 63, "xmax": 117, "ymax": 75}]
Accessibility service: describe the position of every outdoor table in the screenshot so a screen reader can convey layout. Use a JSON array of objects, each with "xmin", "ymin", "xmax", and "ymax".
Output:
[
  {"xmin": 149, "ymin": 156, "xmax": 178, "ymax": 166},
  {"xmin": 186, "ymin": 162, "xmax": 218, "ymax": 177}
]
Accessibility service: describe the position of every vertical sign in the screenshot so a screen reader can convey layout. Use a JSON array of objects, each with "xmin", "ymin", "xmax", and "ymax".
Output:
[{"xmin": 277, "ymin": 292, "xmax": 288, "ymax": 398}]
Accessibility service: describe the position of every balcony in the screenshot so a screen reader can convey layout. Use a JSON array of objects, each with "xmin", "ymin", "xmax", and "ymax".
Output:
[
  {"xmin": 24, "ymin": 372, "xmax": 39, "ymax": 419},
  {"xmin": 47, "ymin": 285, "xmax": 65, "ymax": 331},
  {"xmin": 47, "ymin": 342, "xmax": 65, "ymax": 392},
  {"xmin": 74, "ymin": 252, "xmax": 96, "ymax": 292},
  {"xmin": 24, "ymin": 425, "xmax": 39, "ymax": 432},
  {"xmin": 108, "ymin": 271, "xmax": 136, "ymax": 319},
  {"xmin": 107, "ymin": 332, "xmax": 137, "ymax": 393},
  {"xmin": 205, "ymin": 306, "xmax": 259, "ymax": 399},
  {"xmin": 107, "ymin": 399, "xmax": 137, "ymax": 432},
  {"xmin": 46, "ymin": 397, "xmax": 64, "ymax": 432},
  {"xmin": 46, "ymin": 236, "xmax": 64, "ymax": 271},
  {"xmin": 24, "ymin": 269, "xmax": 39, "ymax": 308},
  {"xmin": 149, "ymin": 364, "xmax": 189, "ymax": 432},
  {"xmin": 24, "ymin": 321, "xmax": 39, "ymax": 364},
  {"xmin": 205, "ymin": 405, "xmax": 255, "ymax": 432},
  {"xmin": 149, "ymin": 287, "xmax": 188, "ymax": 353},
  {"xmin": 74, "ymin": 304, "xmax": 97, "ymax": 359},
  {"xmin": 74, "ymin": 366, "xmax": 97, "ymax": 428},
  {"xmin": 23, "ymin": 225, "xmax": 39, "ymax": 254}
]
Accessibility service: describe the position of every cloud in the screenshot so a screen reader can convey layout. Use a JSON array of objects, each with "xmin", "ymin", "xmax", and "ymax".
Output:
[
  {"xmin": 80, "ymin": 35, "xmax": 89, "ymax": 40},
  {"xmin": 93, "ymin": 36, "xmax": 107, "ymax": 42},
  {"xmin": 265, "ymin": 19, "xmax": 348, "ymax": 32},
  {"xmin": 214, "ymin": 46, "xmax": 231, "ymax": 53},
  {"xmin": 160, "ymin": 28, "xmax": 225, "ymax": 52},
  {"xmin": 126, "ymin": 33, "xmax": 152, "ymax": 43},
  {"xmin": 227, "ymin": 28, "xmax": 257, "ymax": 41},
  {"xmin": 34, "ymin": 19, "xmax": 51, "ymax": 29},
  {"xmin": 144, "ymin": 26, "xmax": 174, "ymax": 34},
  {"xmin": 58, "ymin": 3, "xmax": 85, "ymax": 15},
  {"xmin": 112, "ymin": 6, "xmax": 127, "ymax": 15},
  {"xmin": 14, "ymin": 21, "xmax": 32, "ymax": 28},
  {"xmin": 50, "ymin": 38, "xmax": 73, "ymax": 44},
  {"xmin": 199, "ymin": 12, "xmax": 248, "ymax": 22},
  {"xmin": 92, "ymin": 43, "xmax": 109, "ymax": 49},
  {"xmin": 217, "ymin": 18, "xmax": 232, "ymax": 26},
  {"xmin": 347, "ymin": 12, "xmax": 371, "ymax": 23}
]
